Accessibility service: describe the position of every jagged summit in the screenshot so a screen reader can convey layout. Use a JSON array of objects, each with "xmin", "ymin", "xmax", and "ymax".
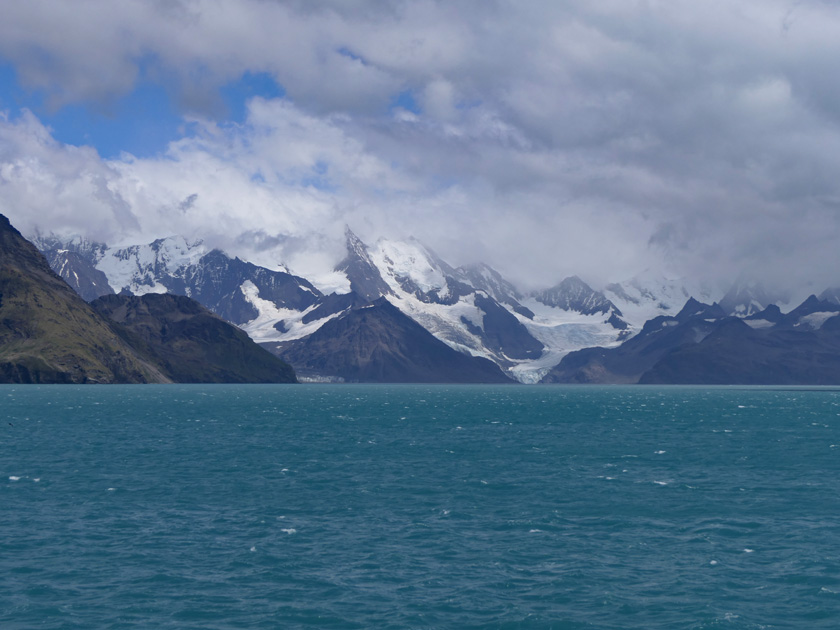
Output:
[
  {"xmin": 335, "ymin": 227, "xmax": 393, "ymax": 301},
  {"xmin": 455, "ymin": 262, "xmax": 533, "ymax": 317},
  {"xmin": 534, "ymin": 276, "xmax": 622, "ymax": 317},
  {"xmin": 675, "ymin": 298, "xmax": 725, "ymax": 322}
]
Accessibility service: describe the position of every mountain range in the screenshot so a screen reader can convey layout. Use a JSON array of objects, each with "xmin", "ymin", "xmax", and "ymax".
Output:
[
  {"xmin": 0, "ymin": 214, "xmax": 296, "ymax": 384},
  {"xmin": 544, "ymin": 296, "xmax": 840, "ymax": 384},
  {"xmin": 30, "ymin": 224, "xmax": 840, "ymax": 385}
]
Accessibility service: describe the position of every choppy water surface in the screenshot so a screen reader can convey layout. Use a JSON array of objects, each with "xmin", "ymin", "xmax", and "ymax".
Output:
[{"xmin": 2, "ymin": 384, "xmax": 840, "ymax": 629}]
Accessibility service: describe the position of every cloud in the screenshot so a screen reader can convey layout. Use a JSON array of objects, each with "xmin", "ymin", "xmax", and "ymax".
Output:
[
  {"xmin": 2, "ymin": 1, "xmax": 840, "ymax": 293},
  {"xmin": 0, "ymin": 110, "xmax": 139, "ymax": 241}
]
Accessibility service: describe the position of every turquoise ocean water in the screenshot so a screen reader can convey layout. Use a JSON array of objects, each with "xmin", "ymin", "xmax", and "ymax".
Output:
[{"xmin": 2, "ymin": 384, "xmax": 840, "ymax": 629}]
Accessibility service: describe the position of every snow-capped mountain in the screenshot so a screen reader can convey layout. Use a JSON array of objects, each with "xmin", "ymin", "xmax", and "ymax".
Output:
[
  {"xmin": 335, "ymin": 227, "xmax": 393, "ymax": 301},
  {"xmin": 33, "ymin": 230, "xmax": 700, "ymax": 383},
  {"xmin": 534, "ymin": 276, "xmax": 619, "ymax": 317},
  {"xmin": 603, "ymin": 272, "xmax": 721, "ymax": 326},
  {"xmin": 361, "ymin": 234, "xmax": 544, "ymax": 365},
  {"xmin": 34, "ymin": 235, "xmax": 350, "ymax": 349},
  {"xmin": 35, "ymin": 234, "xmax": 207, "ymax": 297},
  {"xmin": 718, "ymin": 280, "xmax": 778, "ymax": 317},
  {"xmin": 37, "ymin": 228, "xmax": 826, "ymax": 384},
  {"xmin": 344, "ymin": 231, "xmax": 639, "ymax": 383},
  {"xmin": 456, "ymin": 263, "xmax": 526, "ymax": 313}
]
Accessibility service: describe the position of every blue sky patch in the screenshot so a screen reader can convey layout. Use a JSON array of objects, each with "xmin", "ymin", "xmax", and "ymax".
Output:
[
  {"xmin": 220, "ymin": 72, "xmax": 285, "ymax": 123},
  {"xmin": 0, "ymin": 63, "xmax": 287, "ymax": 159},
  {"xmin": 390, "ymin": 90, "xmax": 421, "ymax": 115}
]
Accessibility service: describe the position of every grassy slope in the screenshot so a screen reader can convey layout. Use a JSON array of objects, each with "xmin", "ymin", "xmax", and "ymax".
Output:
[{"xmin": 0, "ymin": 215, "xmax": 169, "ymax": 383}]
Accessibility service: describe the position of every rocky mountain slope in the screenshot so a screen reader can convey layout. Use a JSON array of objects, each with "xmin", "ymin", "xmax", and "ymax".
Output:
[
  {"xmin": 35, "ymin": 226, "xmax": 839, "ymax": 384},
  {"xmin": 0, "ymin": 216, "xmax": 169, "ymax": 383},
  {"xmin": 2, "ymin": 215, "xmax": 297, "ymax": 384},
  {"xmin": 92, "ymin": 294, "xmax": 297, "ymax": 384},
  {"xmin": 269, "ymin": 298, "xmax": 513, "ymax": 383},
  {"xmin": 37, "ymin": 230, "xmax": 638, "ymax": 382}
]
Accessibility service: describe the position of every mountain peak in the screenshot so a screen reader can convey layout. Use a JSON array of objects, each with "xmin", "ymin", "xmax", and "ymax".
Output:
[
  {"xmin": 456, "ymin": 262, "xmax": 524, "ymax": 307},
  {"xmin": 335, "ymin": 228, "xmax": 392, "ymax": 301},
  {"xmin": 0, "ymin": 214, "xmax": 15, "ymax": 233},
  {"xmin": 534, "ymin": 276, "xmax": 622, "ymax": 317}
]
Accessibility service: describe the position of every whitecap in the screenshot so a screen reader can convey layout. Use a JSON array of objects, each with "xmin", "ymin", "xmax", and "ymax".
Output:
[
  {"xmin": 8, "ymin": 476, "xmax": 20, "ymax": 481},
  {"xmin": 107, "ymin": 487, "xmax": 116, "ymax": 491},
  {"xmin": 654, "ymin": 450, "xmax": 666, "ymax": 454},
  {"xmin": 710, "ymin": 560, "xmax": 718, "ymax": 565},
  {"xmin": 250, "ymin": 546, "xmax": 257, "ymax": 552},
  {"xmin": 33, "ymin": 478, "xmax": 40, "ymax": 482},
  {"xmin": 281, "ymin": 528, "xmax": 297, "ymax": 535},
  {"xmin": 529, "ymin": 529, "xmax": 542, "ymax": 533},
  {"xmin": 653, "ymin": 480, "xmax": 668, "ymax": 486},
  {"xmin": 744, "ymin": 549, "xmax": 754, "ymax": 553}
]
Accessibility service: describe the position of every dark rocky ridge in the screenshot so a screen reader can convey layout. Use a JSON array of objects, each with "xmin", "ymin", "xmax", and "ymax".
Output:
[
  {"xmin": 544, "ymin": 296, "xmax": 840, "ymax": 385},
  {"xmin": 335, "ymin": 227, "xmax": 393, "ymax": 301},
  {"xmin": 92, "ymin": 294, "xmax": 297, "ymax": 383},
  {"xmin": 181, "ymin": 250, "xmax": 321, "ymax": 324},
  {"xmin": 39, "ymin": 247, "xmax": 114, "ymax": 302},
  {"xmin": 468, "ymin": 294, "xmax": 543, "ymax": 360},
  {"xmin": 542, "ymin": 302, "xmax": 724, "ymax": 384}
]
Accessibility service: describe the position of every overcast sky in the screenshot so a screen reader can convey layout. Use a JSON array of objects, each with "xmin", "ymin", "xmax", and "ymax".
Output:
[{"xmin": 1, "ymin": 0, "xmax": 839, "ymax": 292}]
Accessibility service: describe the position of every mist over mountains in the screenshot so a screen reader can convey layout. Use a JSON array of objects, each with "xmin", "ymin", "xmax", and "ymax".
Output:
[{"xmin": 30, "ymin": 222, "xmax": 840, "ymax": 384}]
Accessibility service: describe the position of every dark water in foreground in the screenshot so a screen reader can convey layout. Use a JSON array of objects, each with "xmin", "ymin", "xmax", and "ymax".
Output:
[{"xmin": 2, "ymin": 384, "xmax": 840, "ymax": 629}]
